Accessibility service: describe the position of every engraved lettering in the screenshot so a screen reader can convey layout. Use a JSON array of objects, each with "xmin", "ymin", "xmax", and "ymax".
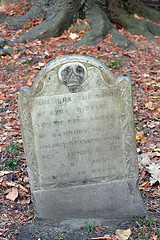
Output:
[
  {"xmin": 68, "ymin": 150, "xmax": 88, "ymax": 157},
  {"xmin": 63, "ymin": 129, "xmax": 89, "ymax": 136},
  {"xmin": 57, "ymin": 96, "xmax": 72, "ymax": 104}
]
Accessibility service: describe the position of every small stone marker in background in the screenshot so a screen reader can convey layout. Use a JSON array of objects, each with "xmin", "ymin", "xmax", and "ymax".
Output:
[{"xmin": 18, "ymin": 55, "xmax": 146, "ymax": 219}]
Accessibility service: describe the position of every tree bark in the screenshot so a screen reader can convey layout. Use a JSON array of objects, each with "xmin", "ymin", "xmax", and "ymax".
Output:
[
  {"xmin": 108, "ymin": 0, "xmax": 160, "ymax": 41},
  {"xmin": 123, "ymin": 0, "xmax": 160, "ymax": 23},
  {"xmin": 72, "ymin": 0, "xmax": 136, "ymax": 49},
  {"xmin": 0, "ymin": 0, "xmax": 160, "ymax": 55}
]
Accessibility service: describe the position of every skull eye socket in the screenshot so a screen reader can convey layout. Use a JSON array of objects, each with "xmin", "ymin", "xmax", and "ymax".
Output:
[
  {"xmin": 61, "ymin": 67, "xmax": 71, "ymax": 78},
  {"xmin": 76, "ymin": 66, "xmax": 84, "ymax": 74}
]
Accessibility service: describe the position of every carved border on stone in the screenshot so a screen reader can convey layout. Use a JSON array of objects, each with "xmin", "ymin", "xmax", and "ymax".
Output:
[
  {"xmin": 31, "ymin": 55, "xmax": 117, "ymax": 97},
  {"xmin": 117, "ymin": 76, "xmax": 138, "ymax": 179},
  {"xmin": 18, "ymin": 56, "xmax": 139, "ymax": 191},
  {"xmin": 18, "ymin": 88, "xmax": 40, "ymax": 190},
  {"xmin": 18, "ymin": 56, "xmax": 118, "ymax": 191}
]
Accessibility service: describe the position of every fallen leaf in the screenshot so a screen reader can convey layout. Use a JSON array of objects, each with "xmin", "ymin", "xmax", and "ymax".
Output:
[
  {"xmin": 6, "ymin": 188, "xmax": 18, "ymax": 201},
  {"xmin": 145, "ymin": 101, "xmax": 154, "ymax": 110},
  {"xmin": 146, "ymin": 163, "xmax": 160, "ymax": 185},
  {"xmin": 116, "ymin": 228, "xmax": 131, "ymax": 240},
  {"xmin": 18, "ymin": 190, "xmax": 26, "ymax": 199},
  {"xmin": 153, "ymin": 187, "xmax": 160, "ymax": 196},
  {"xmin": 11, "ymin": 234, "xmax": 16, "ymax": 240},
  {"xmin": 20, "ymin": 199, "xmax": 30, "ymax": 205},
  {"xmin": 5, "ymin": 181, "xmax": 16, "ymax": 187},
  {"xmin": 0, "ymin": 171, "xmax": 12, "ymax": 177},
  {"xmin": 0, "ymin": 93, "xmax": 5, "ymax": 100},
  {"xmin": 148, "ymin": 122, "xmax": 156, "ymax": 128},
  {"xmin": 27, "ymin": 79, "xmax": 32, "ymax": 86},
  {"xmin": 0, "ymin": 6, "xmax": 6, "ymax": 11},
  {"xmin": 136, "ymin": 131, "xmax": 147, "ymax": 141},
  {"xmin": 23, "ymin": 176, "xmax": 29, "ymax": 183},
  {"xmin": 142, "ymin": 73, "xmax": 150, "ymax": 78},
  {"xmin": 138, "ymin": 153, "xmax": 150, "ymax": 166},
  {"xmin": 152, "ymin": 237, "xmax": 158, "ymax": 240},
  {"xmin": 18, "ymin": 184, "xmax": 28, "ymax": 193},
  {"xmin": 38, "ymin": 62, "xmax": 46, "ymax": 67},
  {"xmin": 139, "ymin": 181, "xmax": 150, "ymax": 190},
  {"xmin": 44, "ymin": 50, "xmax": 50, "ymax": 56},
  {"xmin": 83, "ymin": 235, "xmax": 118, "ymax": 240},
  {"xmin": 153, "ymin": 148, "xmax": 160, "ymax": 152},
  {"xmin": 69, "ymin": 33, "xmax": 79, "ymax": 39}
]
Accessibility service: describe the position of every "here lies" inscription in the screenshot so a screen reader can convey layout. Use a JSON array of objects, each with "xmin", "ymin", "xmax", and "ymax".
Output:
[{"xmin": 31, "ymin": 88, "xmax": 124, "ymax": 187}]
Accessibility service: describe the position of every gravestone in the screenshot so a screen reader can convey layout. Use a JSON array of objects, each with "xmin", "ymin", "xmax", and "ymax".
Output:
[{"xmin": 18, "ymin": 55, "xmax": 146, "ymax": 219}]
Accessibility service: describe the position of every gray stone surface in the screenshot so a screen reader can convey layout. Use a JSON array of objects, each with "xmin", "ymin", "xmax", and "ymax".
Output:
[{"xmin": 18, "ymin": 55, "xmax": 147, "ymax": 219}]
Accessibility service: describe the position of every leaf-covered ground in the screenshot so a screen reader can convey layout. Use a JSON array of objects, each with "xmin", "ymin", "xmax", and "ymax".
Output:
[{"xmin": 0, "ymin": 1, "xmax": 160, "ymax": 239}]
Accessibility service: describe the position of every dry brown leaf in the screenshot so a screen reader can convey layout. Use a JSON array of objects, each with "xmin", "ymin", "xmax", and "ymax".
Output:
[
  {"xmin": 18, "ymin": 190, "xmax": 26, "ymax": 199},
  {"xmin": 17, "ymin": 184, "xmax": 28, "ymax": 193},
  {"xmin": 6, "ymin": 188, "xmax": 18, "ymax": 201},
  {"xmin": 44, "ymin": 50, "xmax": 50, "ymax": 56},
  {"xmin": 5, "ymin": 181, "xmax": 16, "ymax": 187},
  {"xmin": 0, "ymin": 171, "xmax": 12, "ymax": 177},
  {"xmin": 139, "ymin": 181, "xmax": 150, "ymax": 190},
  {"xmin": 11, "ymin": 234, "xmax": 16, "ymax": 240},
  {"xmin": 145, "ymin": 101, "xmax": 154, "ymax": 110},
  {"xmin": 83, "ymin": 235, "xmax": 118, "ymax": 240},
  {"xmin": 153, "ymin": 187, "xmax": 160, "ymax": 196},
  {"xmin": 23, "ymin": 176, "xmax": 29, "ymax": 183},
  {"xmin": 5, "ymin": 188, "xmax": 12, "ymax": 194},
  {"xmin": 116, "ymin": 228, "xmax": 131, "ymax": 240},
  {"xmin": 27, "ymin": 79, "xmax": 32, "ymax": 86},
  {"xmin": 20, "ymin": 199, "xmax": 30, "ymax": 205},
  {"xmin": 0, "ymin": 6, "xmax": 6, "ymax": 11},
  {"xmin": 147, "ymin": 122, "xmax": 156, "ymax": 128}
]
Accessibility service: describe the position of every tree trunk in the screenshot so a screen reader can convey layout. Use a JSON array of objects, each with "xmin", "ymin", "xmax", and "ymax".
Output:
[{"xmin": 0, "ymin": 0, "xmax": 160, "ymax": 55}]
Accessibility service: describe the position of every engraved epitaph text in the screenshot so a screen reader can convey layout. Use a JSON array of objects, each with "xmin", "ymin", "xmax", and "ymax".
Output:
[{"xmin": 31, "ymin": 89, "xmax": 123, "ymax": 187}]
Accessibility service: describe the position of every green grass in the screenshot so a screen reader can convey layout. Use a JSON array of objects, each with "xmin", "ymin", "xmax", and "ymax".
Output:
[
  {"xmin": 6, "ymin": 142, "xmax": 20, "ymax": 155},
  {"xmin": 107, "ymin": 58, "xmax": 123, "ymax": 69},
  {"xmin": 2, "ymin": 142, "xmax": 21, "ymax": 170},
  {"xmin": 131, "ymin": 217, "xmax": 160, "ymax": 239},
  {"xmin": 56, "ymin": 230, "xmax": 64, "ymax": 239},
  {"xmin": 85, "ymin": 223, "xmax": 95, "ymax": 232},
  {"xmin": 5, "ymin": 64, "xmax": 18, "ymax": 72},
  {"xmin": 71, "ymin": 20, "xmax": 90, "ymax": 33},
  {"xmin": 4, "ymin": 157, "xmax": 19, "ymax": 170},
  {"xmin": 97, "ymin": 56, "xmax": 123, "ymax": 69}
]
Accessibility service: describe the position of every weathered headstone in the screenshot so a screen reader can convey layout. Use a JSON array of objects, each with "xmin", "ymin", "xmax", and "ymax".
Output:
[{"xmin": 18, "ymin": 55, "xmax": 146, "ymax": 219}]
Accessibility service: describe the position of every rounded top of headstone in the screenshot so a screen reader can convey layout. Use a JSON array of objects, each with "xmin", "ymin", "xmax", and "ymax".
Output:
[{"xmin": 29, "ymin": 55, "xmax": 117, "ymax": 96}]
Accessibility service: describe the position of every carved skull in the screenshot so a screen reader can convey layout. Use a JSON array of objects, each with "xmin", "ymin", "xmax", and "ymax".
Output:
[{"xmin": 58, "ymin": 63, "xmax": 87, "ymax": 93}]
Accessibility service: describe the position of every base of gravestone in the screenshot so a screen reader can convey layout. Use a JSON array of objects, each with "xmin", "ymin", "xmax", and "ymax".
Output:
[{"xmin": 32, "ymin": 179, "xmax": 147, "ymax": 219}]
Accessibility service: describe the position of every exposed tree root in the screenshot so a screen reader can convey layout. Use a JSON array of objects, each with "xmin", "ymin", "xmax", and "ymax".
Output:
[
  {"xmin": 71, "ymin": 0, "xmax": 136, "ymax": 50},
  {"xmin": 0, "ymin": 0, "xmax": 44, "ymax": 26},
  {"xmin": 0, "ymin": 45, "xmax": 25, "ymax": 56},
  {"xmin": 110, "ymin": 28, "xmax": 136, "ymax": 50},
  {"xmin": 0, "ymin": 12, "xmax": 7, "ymax": 24},
  {"xmin": 123, "ymin": 0, "xmax": 160, "ymax": 24},
  {"xmin": 108, "ymin": 0, "xmax": 160, "ymax": 41},
  {"xmin": 2, "ymin": 0, "xmax": 81, "ymax": 46}
]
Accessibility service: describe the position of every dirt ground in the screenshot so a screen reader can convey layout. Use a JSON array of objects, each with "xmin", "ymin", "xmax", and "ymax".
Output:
[
  {"xmin": 7, "ymin": 217, "xmax": 144, "ymax": 240},
  {"xmin": 5, "ymin": 197, "xmax": 160, "ymax": 240}
]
